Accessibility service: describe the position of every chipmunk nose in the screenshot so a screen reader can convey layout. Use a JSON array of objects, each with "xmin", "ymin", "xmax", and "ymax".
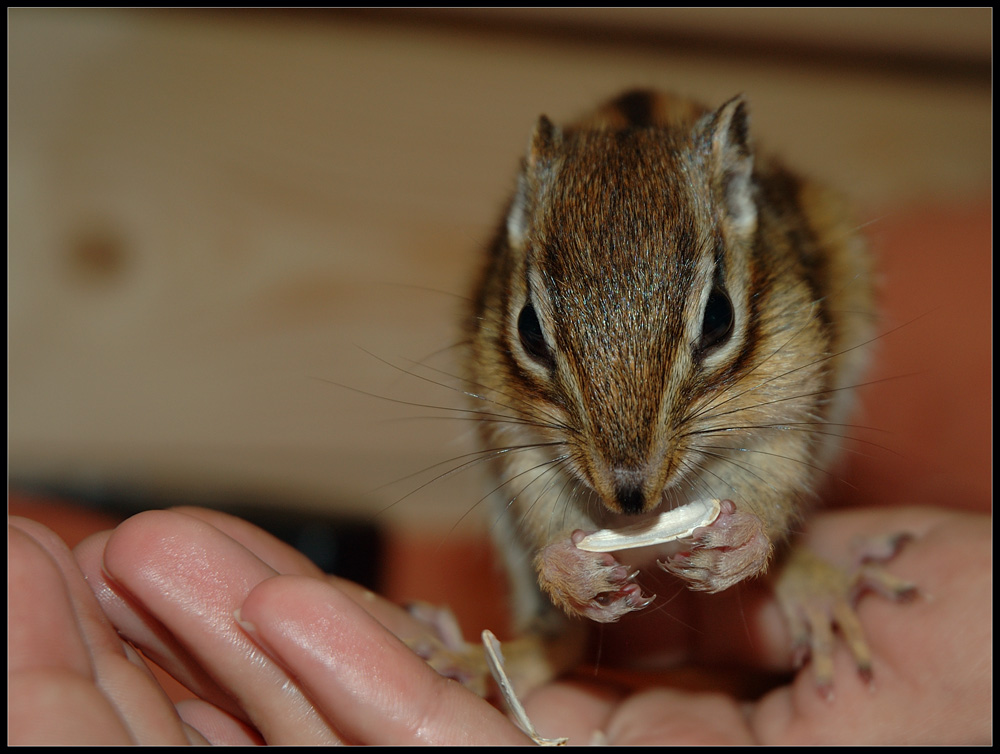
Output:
[{"xmin": 613, "ymin": 469, "xmax": 647, "ymax": 514}]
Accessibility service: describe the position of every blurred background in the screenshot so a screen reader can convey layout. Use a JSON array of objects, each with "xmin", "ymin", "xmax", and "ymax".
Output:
[{"xmin": 8, "ymin": 9, "xmax": 991, "ymax": 614}]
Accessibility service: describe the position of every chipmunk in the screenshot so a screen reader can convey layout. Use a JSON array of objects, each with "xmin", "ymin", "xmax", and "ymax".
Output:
[{"xmin": 422, "ymin": 90, "xmax": 915, "ymax": 700}]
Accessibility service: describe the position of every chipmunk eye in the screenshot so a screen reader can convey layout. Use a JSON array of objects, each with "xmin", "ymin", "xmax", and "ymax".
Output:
[
  {"xmin": 517, "ymin": 302, "xmax": 554, "ymax": 368},
  {"xmin": 698, "ymin": 286, "xmax": 734, "ymax": 353}
]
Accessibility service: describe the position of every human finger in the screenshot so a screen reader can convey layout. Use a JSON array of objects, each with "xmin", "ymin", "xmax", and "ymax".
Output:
[
  {"xmin": 239, "ymin": 573, "xmax": 532, "ymax": 745},
  {"xmin": 9, "ymin": 520, "xmax": 190, "ymax": 745},
  {"xmin": 98, "ymin": 509, "xmax": 343, "ymax": 744},
  {"xmin": 168, "ymin": 506, "xmax": 326, "ymax": 578}
]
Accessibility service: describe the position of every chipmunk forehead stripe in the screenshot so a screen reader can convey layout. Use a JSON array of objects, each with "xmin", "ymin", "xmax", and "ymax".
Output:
[{"xmin": 532, "ymin": 150, "xmax": 706, "ymax": 312}]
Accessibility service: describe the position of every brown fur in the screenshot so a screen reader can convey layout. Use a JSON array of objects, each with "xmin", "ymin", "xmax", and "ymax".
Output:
[{"xmin": 465, "ymin": 90, "xmax": 874, "ymax": 632}]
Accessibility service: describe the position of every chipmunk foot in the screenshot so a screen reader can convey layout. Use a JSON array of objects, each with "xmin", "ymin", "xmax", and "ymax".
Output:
[
  {"xmin": 775, "ymin": 533, "xmax": 917, "ymax": 699},
  {"xmin": 405, "ymin": 601, "xmax": 491, "ymax": 697}
]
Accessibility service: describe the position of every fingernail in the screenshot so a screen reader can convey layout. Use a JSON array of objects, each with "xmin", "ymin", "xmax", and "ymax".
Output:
[{"xmin": 233, "ymin": 608, "xmax": 258, "ymax": 635}]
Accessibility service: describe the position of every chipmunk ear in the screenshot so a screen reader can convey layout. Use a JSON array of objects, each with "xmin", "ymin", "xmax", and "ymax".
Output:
[
  {"xmin": 702, "ymin": 95, "xmax": 757, "ymax": 238},
  {"xmin": 526, "ymin": 114, "xmax": 562, "ymax": 172},
  {"xmin": 507, "ymin": 115, "xmax": 563, "ymax": 248}
]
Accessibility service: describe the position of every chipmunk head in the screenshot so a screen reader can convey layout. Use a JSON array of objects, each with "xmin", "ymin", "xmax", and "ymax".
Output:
[{"xmin": 497, "ymin": 94, "xmax": 762, "ymax": 516}]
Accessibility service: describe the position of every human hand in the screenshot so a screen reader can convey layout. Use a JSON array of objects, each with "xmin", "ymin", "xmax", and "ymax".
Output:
[
  {"xmin": 15, "ymin": 505, "xmax": 989, "ymax": 744},
  {"xmin": 69, "ymin": 506, "xmax": 531, "ymax": 745},
  {"xmin": 539, "ymin": 505, "xmax": 991, "ymax": 744},
  {"xmin": 8, "ymin": 516, "xmax": 209, "ymax": 745}
]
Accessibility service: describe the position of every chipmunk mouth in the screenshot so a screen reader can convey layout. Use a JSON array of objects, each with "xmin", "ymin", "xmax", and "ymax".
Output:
[{"xmin": 576, "ymin": 498, "xmax": 721, "ymax": 553}]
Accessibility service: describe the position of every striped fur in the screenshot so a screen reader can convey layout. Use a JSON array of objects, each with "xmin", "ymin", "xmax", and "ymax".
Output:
[{"xmin": 465, "ymin": 90, "xmax": 874, "ymax": 629}]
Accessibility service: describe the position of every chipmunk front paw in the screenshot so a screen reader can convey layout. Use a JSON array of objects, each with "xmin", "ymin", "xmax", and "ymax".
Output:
[
  {"xmin": 659, "ymin": 499, "xmax": 773, "ymax": 592},
  {"xmin": 535, "ymin": 531, "xmax": 654, "ymax": 622}
]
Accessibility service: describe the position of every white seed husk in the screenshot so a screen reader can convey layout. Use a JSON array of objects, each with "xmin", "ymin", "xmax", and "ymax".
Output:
[{"xmin": 576, "ymin": 499, "xmax": 722, "ymax": 553}]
